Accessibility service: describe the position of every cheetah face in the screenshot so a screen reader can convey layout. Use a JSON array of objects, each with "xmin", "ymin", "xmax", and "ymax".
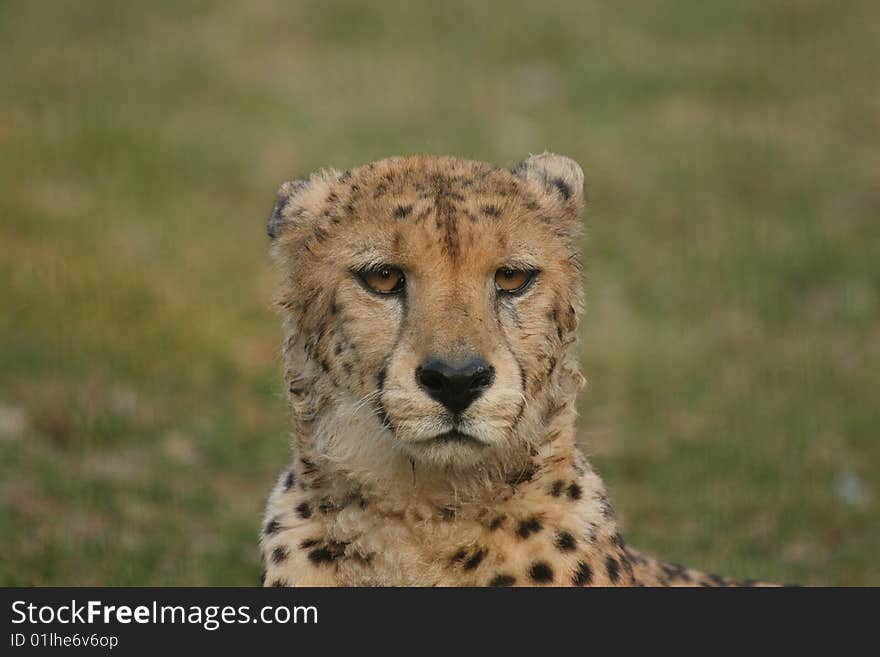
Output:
[{"xmin": 269, "ymin": 154, "xmax": 585, "ymax": 470}]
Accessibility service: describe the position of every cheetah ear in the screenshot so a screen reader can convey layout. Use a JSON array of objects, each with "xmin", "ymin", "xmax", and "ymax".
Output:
[
  {"xmin": 267, "ymin": 179, "xmax": 308, "ymax": 239},
  {"xmin": 512, "ymin": 152, "xmax": 585, "ymax": 209},
  {"xmin": 266, "ymin": 169, "xmax": 342, "ymax": 239}
]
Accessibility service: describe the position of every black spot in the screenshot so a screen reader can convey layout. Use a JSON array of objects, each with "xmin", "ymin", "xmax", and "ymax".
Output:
[
  {"xmin": 300, "ymin": 538, "xmax": 320, "ymax": 549},
  {"xmin": 481, "ymin": 204, "xmax": 500, "ymax": 217},
  {"xmin": 260, "ymin": 570, "xmax": 266, "ymax": 586},
  {"xmin": 272, "ymin": 546, "xmax": 289, "ymax": 564},
  {"xmin": 583, "ymin": 522, "xmax": 598, "ymax": 544},
  {"xmin": 393, "ymin": 204, "xmax": 413, "ymax": 218},
  {"xmin": 555, "ymin": 531, "xmax": 577, "ymax": 552},
  {"xmin": 270, "ymin": 579, "xmax": 287, "ymax": 587},
  {"xmin": 326, "ymin": 191, "xmax": 339, "ymax": 203},
  {"xmin": 308, "ymin": 547, "xmax": 335, "ymax": 565},
  {"xmin": 552, "ymin": 177, "xmax": 572, "ymax": 200},
  {"xmin": 518, "ymin": 364, "xmax": 528, "ymax": 393},
  {"xmin": 567, "ymin": 483, "xmax": 582, "ymax": 500},
  {"xmin": 490, "ymin": 574, "xmax": 516, "ymax": 587},
  {"xmin": 284, "ymin": 471, "xmax": 295, "ymax": 491},
  {"xmin": 463, "ymin": 548, "xmax": 486, "ymax": 571},
  {"xmin": 597, "ymin": 493, "xmax": 615, "ymax": 519},
  {"xmin": 320, "ymin": 359, "xmax": 331, "ymax": 373},
  {"xmin": 296, "ymin": 502, "xmax": 312, "ymax": 519},
  {"xmin": 506, "ymin": 461, "xmax": 537, "ymax": 485},
  {"xmin": 317, "ymin": 497, "xmax": 336, "ymax": 514},
  {"xmin": 709, "ymin": 573, "xmax": 728, "ymax": 587},
  {"xmin": 606, "ymin": 556, "xmax": 620, "ymax": 583},
  {"xmin": 550, "ymin": 480, "xmax": 564, "ymax": 497},
  {"xmin": 528, "ymin": 561, "xmax": 554, "ymax": 584},
  {"xmin": 572, "ymin": 561, "xmax": 593, "ymax": 586},
  {"xmin": 264, "ymin": 519, "xmax": 281, "ymax": 535},
  {"xmin": 377, "ymin": 366, "xmax": 387, "ymax": 389},
  {"xmin": 489, "ymin": 515, "xmax": 505, "ymax": 530},
  {"xmin": 450, "ymin": 549, "xmax": 467, "ymax": 564},
  {"xmin": 300, "ymin": 458, "xmax": 318, "ymax": 474},
  {"xmin": 517, "ymin": 517, "xmax": 542, "ymax": 539},
  {"xmin": 611, "ymin": 533, "xmax": 625, "ymax": 549}
]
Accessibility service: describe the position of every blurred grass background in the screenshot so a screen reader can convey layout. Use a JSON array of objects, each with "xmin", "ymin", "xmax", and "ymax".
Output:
[{"xmin": 1, "ymin": 0, "xmax": 878, "ymax": 585}]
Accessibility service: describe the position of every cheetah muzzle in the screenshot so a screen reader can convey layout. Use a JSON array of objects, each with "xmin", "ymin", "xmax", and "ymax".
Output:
[{"xmin": 259, "ymin": 152, "xmax": 776, "ymax": 587}]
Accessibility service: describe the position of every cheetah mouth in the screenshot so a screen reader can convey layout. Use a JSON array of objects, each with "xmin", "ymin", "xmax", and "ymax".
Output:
[{"xmin": 425, "ymin": 430, "xmax": 486, "ymax": 446}]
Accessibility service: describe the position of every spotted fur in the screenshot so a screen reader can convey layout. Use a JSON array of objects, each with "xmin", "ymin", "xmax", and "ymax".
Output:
[{"xmin": 260, "ymin": 153, "xmax": 775, "ymax": 587}]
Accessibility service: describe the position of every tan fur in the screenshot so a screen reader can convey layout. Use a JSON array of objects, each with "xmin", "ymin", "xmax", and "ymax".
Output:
[{"xmin": 260, "ymin": 153, "xmax": 772, "ymax": 587}]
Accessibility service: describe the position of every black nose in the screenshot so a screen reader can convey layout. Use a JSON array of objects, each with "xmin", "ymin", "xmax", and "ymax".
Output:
[{"xmin": 416, "ymin": 357, "xmax": 495, "ymax": 414}]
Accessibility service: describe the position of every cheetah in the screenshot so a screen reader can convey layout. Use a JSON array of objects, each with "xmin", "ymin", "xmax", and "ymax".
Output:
[{"xmin": 260, "ymin": 153, "xmax": 774, "ymax": 587}]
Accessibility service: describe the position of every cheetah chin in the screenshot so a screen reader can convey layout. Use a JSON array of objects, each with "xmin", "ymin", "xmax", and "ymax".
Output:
[{"xmin": 259, "ymin": 152, "xmax": 778, "ymax": 587}]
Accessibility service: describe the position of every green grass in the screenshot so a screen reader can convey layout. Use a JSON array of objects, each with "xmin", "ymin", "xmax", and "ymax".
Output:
[{"xmin": 1, "ymin": 0, "xmax": 877, "ymax": 585}]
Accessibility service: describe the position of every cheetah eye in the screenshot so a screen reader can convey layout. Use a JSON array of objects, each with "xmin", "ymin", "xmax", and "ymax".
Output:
[
  {"xmin": 495, "ymin": 268, "xmax": 537, "ymax": 295},
  {"xmin": 357, "ymin": 267, "xmax": 406, "ymax": 295}
]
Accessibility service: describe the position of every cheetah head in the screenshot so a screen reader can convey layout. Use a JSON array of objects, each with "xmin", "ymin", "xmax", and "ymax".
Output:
[{"xmin": 268, "ymin": 154, "xmax": 585, "ymax": 475}]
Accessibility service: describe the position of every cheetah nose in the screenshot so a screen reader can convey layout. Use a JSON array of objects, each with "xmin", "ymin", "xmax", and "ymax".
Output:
[{"xmin": 416, "ymin": 356, "xmax": 495, "ymax": 415}]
